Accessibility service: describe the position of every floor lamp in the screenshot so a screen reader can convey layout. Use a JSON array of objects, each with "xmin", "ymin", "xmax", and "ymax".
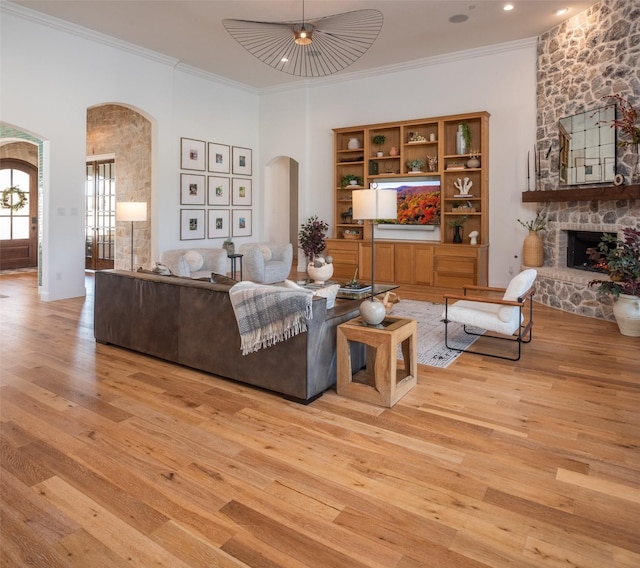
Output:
[
  {"xmin": 352, "ymin": 184, "xmax": 397, "ymax": 325},
  {"xmin": 116, "ymin": 201, "xmax": 147, "ymax": 271}
]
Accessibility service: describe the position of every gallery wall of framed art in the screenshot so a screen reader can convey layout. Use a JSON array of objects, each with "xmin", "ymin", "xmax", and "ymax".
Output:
[{"xmin": 179, "ymin": 138, "xmax": 253, "ymax": 240}]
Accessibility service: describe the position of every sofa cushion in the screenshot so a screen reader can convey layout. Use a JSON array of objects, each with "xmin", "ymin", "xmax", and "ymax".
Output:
[
  {"xmin": 259, "ymin": 245, "xmax": 273, "ymax": 262},
  {"xmin": 176, "ymin": 255, "xmax": 190, "ymax": 277},
  {"xmin": 210, "ymin": 273, "xmax": 238, "ymax": 286},
  {"xmin": 184, "ymin": 250, "xmax": 204, "ymax": 272}
]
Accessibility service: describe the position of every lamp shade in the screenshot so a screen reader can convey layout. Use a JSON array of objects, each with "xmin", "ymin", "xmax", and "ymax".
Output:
[
  {"xmin": 352, "ymin": 188, "xmax": 397, "ymax": 221},
  {"xmin": 116, "ymin": 201, "xmax": 147, "ymax": 222}
]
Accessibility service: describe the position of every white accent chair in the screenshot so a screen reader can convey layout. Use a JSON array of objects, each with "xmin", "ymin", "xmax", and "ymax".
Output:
[
  {"xmin": 442, "ymin": 269, "xmax": 537, "ymax": 361},
  {"xmin": 239, "ymin": 242, "xmax": 293, "ymax": 284},
  {"xmin": 159, "ymin": 248, "xmax": 227, "ymax": 279}
]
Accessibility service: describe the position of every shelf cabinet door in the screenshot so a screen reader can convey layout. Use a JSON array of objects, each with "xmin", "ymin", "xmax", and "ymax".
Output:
[
  {"xmin": 395, "ymin": 243, "xmax": 434, "ymax": 285},
  {"xmin": 325, "ymin": 239, "xmax": 359, "ymax": 280},
  {"xmin": 359, "ymin": 242, "xmax": 395, "ymax": 283}
]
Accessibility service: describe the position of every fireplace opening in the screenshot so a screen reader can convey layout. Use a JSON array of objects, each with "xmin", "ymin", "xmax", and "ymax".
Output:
[{"xmin": 566, "ymin": 231, "xmax": 616, "ymax": 272}]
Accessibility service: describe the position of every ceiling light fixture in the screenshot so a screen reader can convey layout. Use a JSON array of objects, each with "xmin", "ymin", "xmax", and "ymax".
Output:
[
  {"xmin": 223, "ymin": 0, "xmax": 383, "ymax": 78},
  {"xmin": 503, "ymin": 4, "xmax": 514, "ymax": 11},
  {"xmin": 555, "ymin": 7, "xmax": 569, "ymax": 16}
]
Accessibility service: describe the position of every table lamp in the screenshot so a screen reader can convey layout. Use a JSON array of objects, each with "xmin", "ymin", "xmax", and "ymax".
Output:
[
  {"xmin": 116, "ymin": 201, "xmax": 147, "ymax": 271},
  {"xmin": 352, "ymin": 184, "xmax": 397, "ymax": 325}
]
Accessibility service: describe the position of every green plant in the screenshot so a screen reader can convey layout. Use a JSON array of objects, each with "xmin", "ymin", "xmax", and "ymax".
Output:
[
  {"xmin": 589, "ymin": 228, "xmax": 640, "ymax": 298},
  {"xmin": 460, "ymin": 122, "xmax": 471, "ymax": 151},
  {"xmin": 299, "ymin": 215, "xmax": 329, "ymax": 262},
  {"xmin": 340, "ymin": 174, "xmax": 363, "ymax": 188},
  {"xmin": 407, "ymin": 158, "xmax": 424, "ymax": 170},
  {"xmin": 372, "ymin": 134, "xmax": 386, "ymax": 149},
  {"xmin": 448, "ymin": 215, "xmax": 468, "ymax": 227},
  {"xmin": 517, "ymin": 211, "xmax": 547, "ymax": 232}
]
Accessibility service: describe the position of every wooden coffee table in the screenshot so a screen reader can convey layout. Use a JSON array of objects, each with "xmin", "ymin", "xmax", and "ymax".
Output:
[{"xmin": 336, "ymin": 315, "xmax": 417, "ymax": 407}]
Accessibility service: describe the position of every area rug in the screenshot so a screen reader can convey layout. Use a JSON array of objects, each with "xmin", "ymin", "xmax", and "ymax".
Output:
[{"xmin": 389, "ymin": 299, "xmax": 483, "ymax": 368}]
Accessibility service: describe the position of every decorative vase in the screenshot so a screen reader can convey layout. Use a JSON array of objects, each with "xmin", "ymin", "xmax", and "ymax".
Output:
[
  {"xmin": 360, "ymin": 298, "xmax": 386, "ymax": 326},
  {"xmin": 456, "ymin": 125, "xmax": 467, "ymax": 155},
  {"xmin": 307, "ymin": 262, "xmax": 334, "ymax": 284},
  {"xmin": 466, "ymin": 157, "xmax": 480, "ymax": 168},
  {"xmin": 347, "ymin": 138, "xmax": 360, "ymax": 150},
  {"xmin": 453, "ymin": 225, "xmax": 463, "ymax": 243},
  {"xmin": 612, "ymin": 294, "xmax": 640, "ymax": 337},
  {"xmin": 522, "ymin": 230, "xmax": 543, "ymax": 267},
  {"xmin": 389, "ymin": 147, "xmax": 398, "ymax": 156},
  {"xmin": 377, "ymin": 151, "xmax": 384, "ymax": 157}
]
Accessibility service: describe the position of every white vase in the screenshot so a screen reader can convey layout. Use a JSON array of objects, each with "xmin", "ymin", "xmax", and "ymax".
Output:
[
  {"xmin": 360, "ymin": 299, "xmax": 386, "ymax": 326},
  {"xmin": 456, "ymin": 125, "xmax": 467, "ymax": 155},
  {"xmin": 347, "ymin": 138, "xmax": 360, "ymax": 150},
  {"xmin": 307, "ymin": 262, "xmax": 334, "ymax": 284},
  {"xmin": 612, "ymin": 294, "xmax": 640, "ymax": 337}
]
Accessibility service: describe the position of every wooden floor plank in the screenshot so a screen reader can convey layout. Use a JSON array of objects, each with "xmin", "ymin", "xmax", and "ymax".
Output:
[{"xmin": 1, "ymin": 272, "xmax": 639, "ymax": 567}]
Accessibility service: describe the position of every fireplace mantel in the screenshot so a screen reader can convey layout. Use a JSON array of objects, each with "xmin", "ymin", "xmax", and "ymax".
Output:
[{"xmin": 521, "ymin": 184, "xmax": 640, "ymax": 203}]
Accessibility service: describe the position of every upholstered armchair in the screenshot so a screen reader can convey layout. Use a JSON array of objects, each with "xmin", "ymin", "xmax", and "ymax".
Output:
[
  {"xmin": 159, "ymin": 248, "xmax": 228, "ymax": 279},
  {"xmin": 442, "ymin": 269, "xmax": 537, "ymax": 361},
  {"xmin": 239, "ymin": 242, "xmax": 293, "ymax": 284}
]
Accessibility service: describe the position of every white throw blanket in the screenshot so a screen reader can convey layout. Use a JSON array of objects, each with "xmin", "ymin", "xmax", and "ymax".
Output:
[{"xmin": 229, "ymin": 282, "xmax": 313, "ymax": 355}]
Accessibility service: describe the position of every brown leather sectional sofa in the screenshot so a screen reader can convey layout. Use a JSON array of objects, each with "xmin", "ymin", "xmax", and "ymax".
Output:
[{"xmin": 94, "ymin": 270, "xmax": 364, "ymax": 403}]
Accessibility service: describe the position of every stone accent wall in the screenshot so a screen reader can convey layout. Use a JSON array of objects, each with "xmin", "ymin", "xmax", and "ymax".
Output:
[
  {"xmin": 531, "ymin": 0, "xmax": 640, "ymax": 321},
  {"xmin": 87, "ymin": 105, "xmax": 151, "ymax": 270}
]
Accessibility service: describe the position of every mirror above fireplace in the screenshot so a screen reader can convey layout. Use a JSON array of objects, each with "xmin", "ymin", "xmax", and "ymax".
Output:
[{"xmin": 558, "ymin": 105, "xmax": 616, "ymax": 186}]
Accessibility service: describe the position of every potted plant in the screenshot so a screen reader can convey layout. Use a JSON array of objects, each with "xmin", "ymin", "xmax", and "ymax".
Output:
[
  {"xmin": 407, "ymin": 159, "xmax": 424, "ymax": 172},
  {"xmin": 372, "ymin": 134, "xmax": 386, "ymax": 156},
  {"xmin": 448, "ymin": 215, "xmax": 468, "ymax": 243},
  {"xmin": 340, "ymin": 173, "xmax": 363, "ymax": 188},
  {"xmin": 299, "ymin": 215, "xmax": 329, "ymax": 264},
  {"xmin": 589, "ymin": 227, "xmax": 640, "ymax": 336},
  {"xmin": 517, "ymin": 211, "xmax": 547, "ymax": 267},
  {"xmin": 457, "ymin": 122, "xmax": 471, "ymax": 154}
]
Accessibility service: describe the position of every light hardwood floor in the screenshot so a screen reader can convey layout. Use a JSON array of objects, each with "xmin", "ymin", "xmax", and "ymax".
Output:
[{"xmin": 1, "ymin": 272, "xmax": 639, "ymax": 568}]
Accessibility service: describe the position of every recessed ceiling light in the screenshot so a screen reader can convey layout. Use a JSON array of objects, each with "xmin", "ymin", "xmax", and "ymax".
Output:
[
  {"xmin": 555, "ymin": 7, "xmax": 569, "ymax": 16},
  {"xmin": 449, "ymin": 14, "xmax": 469, "ymax": 23},
  {"xmin": 503, "ymin": 3, "xmax": 514, "ymax": 11}
]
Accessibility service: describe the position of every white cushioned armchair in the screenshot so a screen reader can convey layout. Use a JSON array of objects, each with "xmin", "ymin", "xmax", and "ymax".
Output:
[
  {"xmin": 159, "ymin": 248, "xmax": 228, "ymax": 279},
  {"xmin": 239, "ymin": 242, "xmax": 293, "ymax": 284}
]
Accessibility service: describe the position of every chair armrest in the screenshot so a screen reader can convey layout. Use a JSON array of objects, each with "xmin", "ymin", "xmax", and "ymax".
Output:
[
  {"xmin": 443, "ymin": 293, "xmax": 527, "ymax": 307},
  {"xmin": 462, "ymin": 284, "xmax": 507, "ymax": 294}
]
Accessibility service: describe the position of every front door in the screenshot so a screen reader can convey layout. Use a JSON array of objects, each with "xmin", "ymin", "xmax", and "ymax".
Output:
[{"xmin": 0, "ymin": 159, "xmax": 38, "ymax": 269}]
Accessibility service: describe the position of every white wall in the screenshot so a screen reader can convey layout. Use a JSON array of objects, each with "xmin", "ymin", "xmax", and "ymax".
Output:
[
  {"xmin": 1, "ymin": 7, "xmax": 259, "ymax": 300},
  {"xmin": 2, "ymin": 4, "xmax": 538, "ymax": 299},
  {"xmin": 261, "ymin": 41, "xmax": 539, "ymax": 287}
]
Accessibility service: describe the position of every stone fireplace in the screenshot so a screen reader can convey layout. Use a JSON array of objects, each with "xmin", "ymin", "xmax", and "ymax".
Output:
[
  {"xmin": 531, "ymin": 199, "xmax": 637, "ymax": 321},
  {"xmin": 531, "ymin": 0, "xmax": 639, "ymax": 322}
]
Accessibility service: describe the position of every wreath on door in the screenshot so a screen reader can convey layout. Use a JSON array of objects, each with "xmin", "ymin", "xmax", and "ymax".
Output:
[{"xmin": 1, "ymin": 186, "xmax": 28, "ymax": 212}]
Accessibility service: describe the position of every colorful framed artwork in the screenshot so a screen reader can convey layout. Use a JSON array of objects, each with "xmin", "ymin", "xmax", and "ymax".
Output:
[
  {"xmin": 208, "ymin": 142, "xmax": 230, "ymax": 174},
  {"xmin": 207, "ymin": 209, "xmax": 230, "ymax": 239},
  {"xmin": 180, "ymin": 173, "xmax": 206, "ymax": 205},
  {"xmin": 232, "ymin": 209, "xmax": 252, "ymax": 237},
  {"xmin": 208, "ymin": 176, "xmax": 230, "ymax": 206},
  {"xmin": 231, "ymin": 178, "xmax": 252, "ymax": 206},
  {"xmin": 232, "ymin": 146, "xmax": 252, "ymax": 176},
  {"xmin": 180, "ymin": 137, "xmax": 206, "ymax": 171},
  {"xmin": 180, "ymin": 209, "xmax": 205, "ymax": 240}
]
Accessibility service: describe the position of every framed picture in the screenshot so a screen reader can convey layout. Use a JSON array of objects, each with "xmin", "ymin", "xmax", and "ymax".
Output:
[
  {"xmin": 232, "ymin": 178, "xmax": 252, "ymax": 206},
  {"xmin": 232, "ymin": 209, "xmax": 252, "ymax": 237},
  {"xmin": 207, "ymin": 209, "xmax": 230, "ymax": 239},
  {"xmin": 208, "ymin": 176, "xmax": 230, "ymax": 206},
  {"xmin": 180, "ymin": 209, "xmax": 205, "ymax": 240},
  {"xmin": 180, "ymin": 137, "xmax": 206, "ymax": 171},
  {"xmin": 208, "ymin": 142, "xmax": 230, "ymax": 174},
  {"xmin": 232, "ymin": 146, "xmax": 252, "ymax": 176},
  {"xmin": 180, "ymin": 173, "xmax": 206, "ymax": 205}
]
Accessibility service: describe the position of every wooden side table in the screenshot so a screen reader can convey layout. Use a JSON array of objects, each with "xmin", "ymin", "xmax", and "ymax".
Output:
[{"xmin": 337, "ymin": 316, "xmax": 417, "ymax": 407}]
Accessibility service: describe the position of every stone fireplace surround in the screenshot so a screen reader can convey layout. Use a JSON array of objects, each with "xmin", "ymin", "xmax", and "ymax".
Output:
[{"xmin": 529, "ymin": 197, "xmax": 638, "ymax": 322}]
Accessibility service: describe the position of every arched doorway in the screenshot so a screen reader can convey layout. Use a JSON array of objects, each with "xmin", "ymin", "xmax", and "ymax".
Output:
[{"xmin": 0, "ymin": 158, "xmax": 38, "ymax": 269}]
